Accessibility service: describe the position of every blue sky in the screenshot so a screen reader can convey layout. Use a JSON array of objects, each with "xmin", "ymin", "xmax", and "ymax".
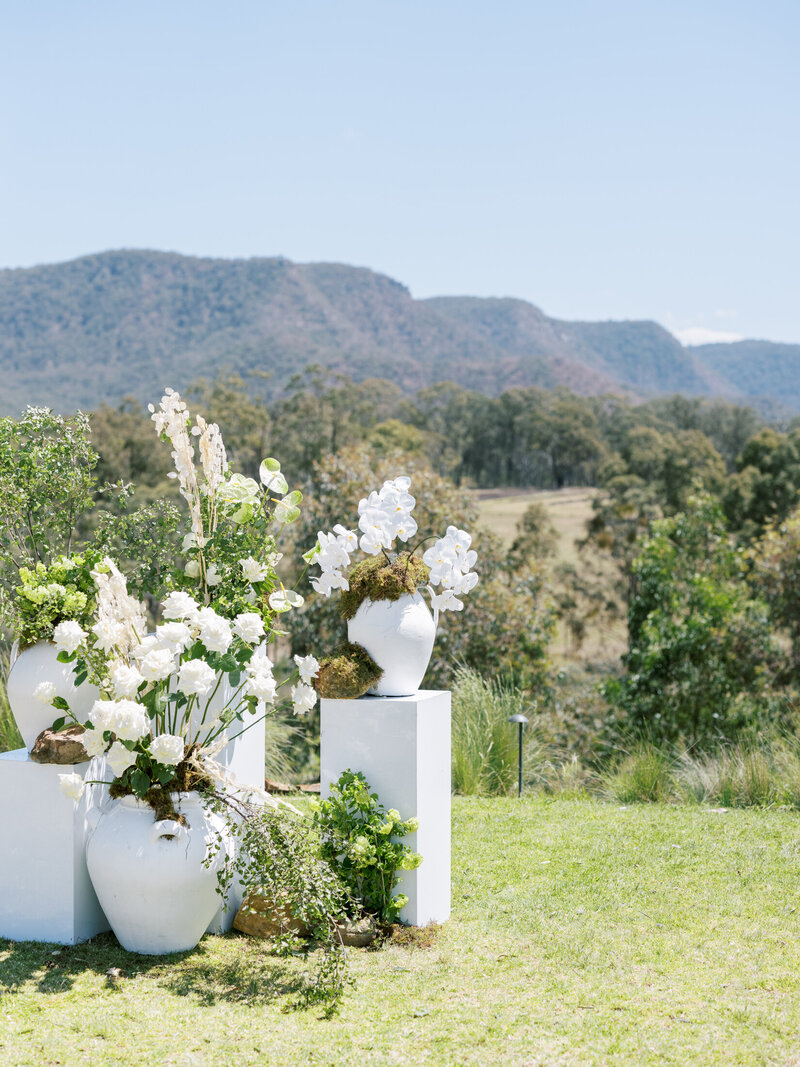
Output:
[{"xmin": 2, "ymin": 0, "xmax": 798, "ymax": 343}]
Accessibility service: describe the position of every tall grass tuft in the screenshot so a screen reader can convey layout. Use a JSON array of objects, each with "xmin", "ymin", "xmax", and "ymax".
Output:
[
  {"xmin": 675, "ymin": 740, "xmax": 793, "ymax": 808},
  {"xmin": 603, "ymin": 742, "xmax": 674, "ymax": 803},
  {"xmin": 451, "ymin": 667, "xmax": 540, "ymax": 795}
]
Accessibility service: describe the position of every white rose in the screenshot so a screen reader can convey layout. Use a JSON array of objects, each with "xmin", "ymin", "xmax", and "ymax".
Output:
[
  {"xmin": 244, "ymin": 671, "xmax": 277, "ymax": 703},
  {"xmin": 81, "ymin": 727, "xmax": 108, "ymax": 758},
  {"xmin": 108, "ymin": 662, "xmax": 145, "ymax": 699},
  {"xmin": 291, "ymin": 682, "xmax": 317, "ymax": 716},
  {"xmin": 240, "ymin": 557, "xmax": 269, "ymax": 583},
  {"xmin": 109, "ymin": 700, "xmax": 150, "ymax": 742},
  {"xmin": 91, "ymin": 619, "xmax": 126, "ymax": 653},
  {"xmin": 150, "ymin": 734, "xmax": 185, "ymax": 766},
  {"xmin": 294, "ymin": 654, "xmax": 320, "ymax": 685},
  {"xmin": 161, "ymin": 591, "xmax": 200, "ymax": 621},
  {"xmin": 232, "ymin": 612, "xmax": 265, "ymax": 644},
  {"xmin": 53, "ymin": 621, "xmax": 87, "ymax": 654},
  {"xmin": 33, "ymin": 681, "xmax": 58, "ymax": 704},
  {"xmin": 156, "ymin": 622, "xmax": 193, "ymax": 653},
  {"xmin": 184, "ymin": 560, "xmax": 201, "ymax": 578},
  {"xmin": 204, "ymin": 564, "xmax": 223, "ymax": 587},
  {"xmin": 139, "ymin": 647, "xmax": 175, "ymax": 683},
  {"xmin": 197, "ymin": 608, "xmax": 232, "ymax": 653},
  {"xmin": 89, "ymin": 699, "xmax": 114, "ymax": 732},
  {"xmin": 178, "ymin": 659, "xmax": 217, "ymax": 697},
  {"xmin": 131, "ymin": 634, "xmax": 159, "ymax": 661},
  {"xmin": 107, "ymin": 741, "xmax": 137, "ymax": 777},
  {"xmin": 59, "ymin": 773, "xmax": 85, "ymax": 801}
]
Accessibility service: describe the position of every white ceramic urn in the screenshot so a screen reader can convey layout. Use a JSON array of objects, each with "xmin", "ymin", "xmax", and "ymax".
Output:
[
  {"xmin": 6, "ymin": 641, "xmax": 100, "ymax": 752},
  {"xmin": 86, "ymin": 792, "xmax": 232, "ymax": 955},
  {"xmin": 347, "ymin": 592, "xmax": 437, "ymax": 697}
]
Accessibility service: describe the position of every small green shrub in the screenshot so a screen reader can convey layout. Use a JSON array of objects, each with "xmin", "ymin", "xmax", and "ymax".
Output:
[
  {"xmin": 311, "ymin": 770, "xmax": 421, "ymax": 925},
  {"xmin": 451, "ymin": 667, "xmax": 540, "ymax": 796}
]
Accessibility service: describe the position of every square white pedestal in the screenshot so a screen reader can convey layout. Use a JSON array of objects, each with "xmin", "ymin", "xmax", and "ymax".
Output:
[
  {"xmin": 320, "ymin": 690, "xmax": 451, "ymax": 926},
  {"xmin": 0, "ymin": 750, "xmax": 110, "ymax": 945}
]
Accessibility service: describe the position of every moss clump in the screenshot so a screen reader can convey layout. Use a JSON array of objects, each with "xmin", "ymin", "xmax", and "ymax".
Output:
[
  {"xmin": 108, "ymin": 746, "xmax": 214, "ymax": 821},
  {"xmin": 339, "ymin": 552, "xmax": 429, "ymax": 621},
  {"xmin": 315, "ymin": 643, "xmax": 383, "ymax": 699}
]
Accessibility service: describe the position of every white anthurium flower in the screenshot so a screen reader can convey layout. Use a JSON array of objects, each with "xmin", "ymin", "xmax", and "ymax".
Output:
[
  {"xmin": 268, "ymin": 588, "xmax": 304, "ymax": 613},
  {"xmin": 81, "ymin": 727, "xmax": 108, "ymax": 759},
  {"xmin": 139, "ymin": 647, "xmax": 176, "ymax": 683},
  {"xmin": 108, "ymin": 662, "xmax": 145, "ymax": 699},
  {"xmin": 178, "ymin": 659, "xmax": 217, "ymax": 697},
  {"xmin": 107, "ymin": 741, "xmax": 138, "ymax": 777},
  {"xmin": 259, "ymin": 459, "xmax": 289, "ymax": 496},
  {"xmin": 33, "ymin": 681, "xmax": 58, "ymax": 704},
  {"xmin": 294, "ymin": 654, "xmax": 320, "ymax": 685},
  {"xmin": 59, "ymin": 773, "xmax": 86, "ymax": 801},
  {"xmin": 184, "ymin": 560, "xmax": 201, "ymax": 578},
  {"xmin": 232, "ymin": 612, "xmax": 266, "ymax": 644},
  {"xmin": 240, "ymin": 556, "xmax": 269, "ymax": 583},
  {"xmin": 156, "ymin": 622, "xmax": 194, "ymax": 653},
  {"xmin": 162, "ymin": 591, "xmax": 200, "ymax": 622},
  {"xmin": 204, "ymin": 563, "xmax": 223, "ymax": 587},
  {"xmin": 291, "ymin": 682, "xmax": 317, "ymax": 716},
  {"xmin": 52, "ymin": 620, "xmax": 88, "ymax": 654},
  {"xmin": 218, "ymin": 473, "xmax": 260, "ymax": 505},
  {"xmin": 150, "ymin": 734, "xmax": 185, "ymax": 766}
]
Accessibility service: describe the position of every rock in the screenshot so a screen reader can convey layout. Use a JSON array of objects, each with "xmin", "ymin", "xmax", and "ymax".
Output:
[
  {"xmin": 233, "ymin": 889, "xmax": 311, "ymax": 939},
  {"xmin": 334, "ymin": 916, "xmax": 376, "ymax": 947},
  {"xmin": 29, "ymin": 725, "xmax": 89, "ymax": 765}
]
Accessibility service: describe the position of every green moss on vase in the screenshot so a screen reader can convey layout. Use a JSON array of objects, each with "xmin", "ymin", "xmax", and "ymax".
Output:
[
  {"xmin": 338, "ymin": 552, "xmax": 429, "ymax": 621},
  {"xmin": 315, "ymin": 643, "xmax": 383, "ymax": 700}
]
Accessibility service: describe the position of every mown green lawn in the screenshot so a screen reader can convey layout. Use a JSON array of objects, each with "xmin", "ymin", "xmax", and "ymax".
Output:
[{"xmin": 2, "ymin": 796, "xmax": 800, "ymax": 1066}]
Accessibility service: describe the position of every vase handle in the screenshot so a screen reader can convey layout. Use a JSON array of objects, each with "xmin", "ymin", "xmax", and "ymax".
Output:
[{"xmin": 151, "ymin": 819, "xmax": 187, "ymax": 844}]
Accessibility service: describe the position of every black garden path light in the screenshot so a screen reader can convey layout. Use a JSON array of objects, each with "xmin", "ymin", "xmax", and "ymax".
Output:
[{"xmin": 508, "ymin": 713, "xmax": 529, "ymax": 797}]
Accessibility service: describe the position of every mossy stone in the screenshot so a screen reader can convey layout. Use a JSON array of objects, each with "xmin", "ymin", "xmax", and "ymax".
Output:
[
  {"xmin": 338, "ymin": 552, "xmax": 429, "ymax": 621},
  {"xmin": 315, "ymin": 642, "xmax": 383, "ymax": 700}
]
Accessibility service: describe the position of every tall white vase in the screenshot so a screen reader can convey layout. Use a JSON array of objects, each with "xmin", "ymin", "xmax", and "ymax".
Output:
[
  {"xmin": 6, "ymin": 641, "xmax": 100, "ymax": 752},
  {"xmin": 347, "ymin": 592, "xmax": 437, "ymax": 697},
  {"xmin": 86, "ymin": 791, "xmax": 232, "ymax": 954}
]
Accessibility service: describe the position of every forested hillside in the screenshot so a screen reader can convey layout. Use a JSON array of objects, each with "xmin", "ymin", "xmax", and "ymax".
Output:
[{"xmin": 1, "ymin": 249, "xmax": 796, "ymax": 415}]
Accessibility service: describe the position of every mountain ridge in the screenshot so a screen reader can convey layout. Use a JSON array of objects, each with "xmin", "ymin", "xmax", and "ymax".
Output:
[{"xmin": 0, "ymin": 248, "xmax": 795, "ymax": 414}]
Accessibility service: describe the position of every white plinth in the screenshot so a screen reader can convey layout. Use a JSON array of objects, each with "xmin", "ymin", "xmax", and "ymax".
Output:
[
  {"xmin": 320, "ymin": 690, "xmax": 451, "ymax": 926},
  {"xmin": 0, "ymin": 750, "xmax": 109, "ymax": 945}
]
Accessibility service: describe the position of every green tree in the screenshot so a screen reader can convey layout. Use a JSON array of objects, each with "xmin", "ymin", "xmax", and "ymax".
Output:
[{"xmin": 605, "ymin": 494, "xmax": 778, "ymax": 746}]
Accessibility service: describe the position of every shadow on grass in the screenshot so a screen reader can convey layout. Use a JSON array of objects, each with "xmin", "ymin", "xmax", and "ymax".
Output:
[{"xmin": 0, "ymin": 930, "xmax": 307, "ymax": 1006}]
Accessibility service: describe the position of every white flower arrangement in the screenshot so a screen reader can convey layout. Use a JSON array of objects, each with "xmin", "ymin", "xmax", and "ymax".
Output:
[{"xmin": 307, "ymin": 476, "xmax": 479, "ymax": 615}]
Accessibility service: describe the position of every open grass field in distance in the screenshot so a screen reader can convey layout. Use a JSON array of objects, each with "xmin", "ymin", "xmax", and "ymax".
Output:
[
  {"xmin": 476, "ymin": 487, "xmax": 599, "ymax": 564},
  {"xmin": 2, "ymin": 796, "xmax": 800, "ymax": 1066}
]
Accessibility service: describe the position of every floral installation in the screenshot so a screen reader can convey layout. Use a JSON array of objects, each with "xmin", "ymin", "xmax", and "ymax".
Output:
[
  {"xmin": 306, "ymin": 475, "xmax": 479, "ymax": 616},
  {"xmin": 42, "ymin": 388, "xmax": 320, "ymax": 806}
]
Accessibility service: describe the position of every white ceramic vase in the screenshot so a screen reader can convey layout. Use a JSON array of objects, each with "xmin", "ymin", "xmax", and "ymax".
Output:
[
  {"xmin": 347, "ymin": 592, "xmax": 437, "ymax": 697},
  {"xmin": 6, "ymin": 641, "xmax": 100, "ymax": 752},
  {"xmin": 86, "ymin": 791, "xmax": 232, "ymax": 955}
]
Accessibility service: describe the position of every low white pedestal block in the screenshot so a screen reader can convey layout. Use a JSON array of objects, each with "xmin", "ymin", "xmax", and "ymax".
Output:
[
  {"xmin": 320, "ymin": 690, "xmax": 451, "ymax": 926},
  {"xmin": 0, "ymin": 750, "xmax": 109, "ymax": 945}
]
